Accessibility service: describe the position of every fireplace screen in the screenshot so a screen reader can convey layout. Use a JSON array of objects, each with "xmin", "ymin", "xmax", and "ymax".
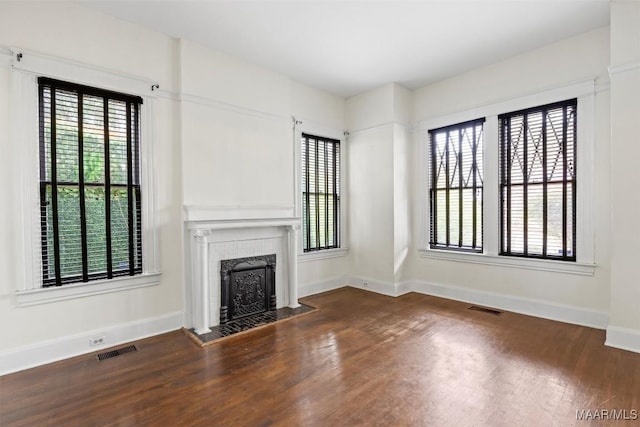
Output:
[{"xmin": 219, "ymin": 254, "xmax": 276, "ymax": 323}]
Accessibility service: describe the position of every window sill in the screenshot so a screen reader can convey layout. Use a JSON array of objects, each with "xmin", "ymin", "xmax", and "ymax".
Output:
[
  {"xmin": 298, "ymin": 248, "xmax": 349, "ymax": 263},
  {"xmin": 15, "ymin": 272, "xmax": 162, "ymax": 307},
  {"xmin": 418, "ymin": 249, "xmax": 595, "ymax": 276}
]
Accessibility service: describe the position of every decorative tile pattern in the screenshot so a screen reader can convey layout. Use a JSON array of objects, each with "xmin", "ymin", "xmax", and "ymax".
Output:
[{"xmin": 187, "ymin": 304, "xmax": 316, "ymax": 345}]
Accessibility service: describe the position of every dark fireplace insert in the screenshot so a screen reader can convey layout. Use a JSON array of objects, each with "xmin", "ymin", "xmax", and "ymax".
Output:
[{"xmin": 219, "ymin": 254, "xmax": 276, "ymax": 324}]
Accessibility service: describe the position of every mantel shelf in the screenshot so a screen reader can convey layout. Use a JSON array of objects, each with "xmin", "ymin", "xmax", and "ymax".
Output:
[{"xmin": 186, "ymin": 217, "xmax": 301, "ymax": 231}]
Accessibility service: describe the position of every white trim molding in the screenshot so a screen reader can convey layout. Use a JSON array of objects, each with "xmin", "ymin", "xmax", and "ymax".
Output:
[
  {"xmin": 405, "ymin": 280, "xmax": 608, "ymax": 329},
  {"xmin": 280, "ymin": 275, "xmax": 616, "ymax": 350},
  {"xmin": 180, "ymin": 92, "xmax": 290, "ymax": 124},
  {"xmin": 608, "ymin": 60, "xmax": 640, "ymax": 77},
  {"xmin": 0, "ymin": 47, "xmax": 12, "ymax": 67},
  {"xmin": 344, "ymin": 275, "xmax": 400, "ymax": 297},
  {"xmin": 298, "ymin": 247, "xmax": 349, "ymax": 262},
  {"xmin": 0, "ymin": 311, "xmax": 182, "ymax": 376},
  {"xmin": 15, "ymin": 273, "xmax": 162, "ymax": 306},
  {"xmin": 605, "ymin": 326, "xmax": 640, "ymax": 354},
  {"xmin": 348, "ymin": 120, "xmax": 413, "ymax": 137},
  {"xmin": 298, "ymin": 276, "xmax": 348, "ymax": 298},
  {"xmin": 184, "ymin": 205, "xmax": 295, "ymax": 222},
  {"xmin": 418, "ymin": 249, "xmax": 595, "ymax": 276},
  {"xmin": 336, "ymin": 275, "xmax": 607, "ymax": 330},
  {"xmin": 9, "ymin": 47, "xmax": 158, "ymax": 98}
]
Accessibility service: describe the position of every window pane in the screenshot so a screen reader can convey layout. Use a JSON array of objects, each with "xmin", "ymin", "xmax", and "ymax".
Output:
[
  {"xmin": 547, "ymin": 182, "xmax": 564, "ymax": 256},
  {"xmin": 510, "ymin": 186, "xmax": 524, "ymax": 253},
  {"xmin": 429, "ymin": 119, "xmax": 484, "ymax": 251},
  {"xmin": 111, "ymin": 187, "xmax": 129, "ymax": 273},
  {"xmin": 57, "ymin": 186, "xmax": 82, "ymax": 278},
  {"xmin": 85, "ymin": 186, "xmax": 107, "ymax": 274},
  {"xmin": 109, "ymin": 100, "xmax": 128, "ymax": 185},
  {"xmin": 38, "ymin": 78, "xmax": 143, "ymax": 286},
  {"xmin": 41, "ymin": 185, "xmax": 55, "ymax": 281},
  {"xmin": 527, "ymin": 184, "xmax": 544, "ymax": 255},
  {"xmin": 461, "ymin": 188, "xmax": 474, "ymax": 247},
  {"xmin": 83, "ymin": 95, "xmax": 105, "ymax": 183},
  {"xmin": 302, "ymin": 133, "xmax": 340, "ymax": 252},
  {"xmin": 55, "ymin": 90, "xmax": 79, "ymax": 183},
  {"xmin": 499, "ymin": 99, "xmax": 577, "ymax": 260}
]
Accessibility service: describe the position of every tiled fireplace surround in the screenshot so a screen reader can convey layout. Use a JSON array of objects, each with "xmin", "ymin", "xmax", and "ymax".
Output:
[{"xmin": 185, "ymin": 206, "xmax": 301, "ymax": 334}]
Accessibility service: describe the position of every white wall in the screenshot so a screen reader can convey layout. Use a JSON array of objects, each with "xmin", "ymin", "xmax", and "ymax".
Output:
[
  {"xmin": 607, "ymin": 0, "xmax": 640, "ymax": 351},
  {"xmin": 392, "ymin": 85, "xmax": 413, "ymax": 283},
  {"xmin": 346, "ymin": 86, "xmax": 395, "ymax": 284},
  {"xmin": 346, "ymin": 83, "xmax": 413, "ymax": 286},
  {"xmin": 393, "ymin": 123, "xmax": 411, "ymax": 283},
  {"xmin": 179, "ymin": 39, "xmax": 293, "ymax": 207},
  {"xmin": 406, "ymin": 27, "xmax": 611, "ymax": 319},
  {"xmin": 347, "ymin": 124, "xmax": 395, "ymax": 283},
  {"xmin": 0, "ymin": 2, "xmax": 184, "ymax": 364}
]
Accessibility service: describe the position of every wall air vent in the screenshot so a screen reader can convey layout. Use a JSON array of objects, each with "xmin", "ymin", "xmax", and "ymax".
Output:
[{"xmin": 96, "ymin": 345, "xmax": 138, "ymax": 361}]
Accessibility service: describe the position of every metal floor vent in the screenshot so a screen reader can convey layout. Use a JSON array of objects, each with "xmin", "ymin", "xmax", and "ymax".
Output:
[
  {"xmin": 468, "ymin": 305, "xmax": 502, "ymax": 316},
  {"xmin": 97, "ymin": 345, "xmax": 138, "ymax": 361}
]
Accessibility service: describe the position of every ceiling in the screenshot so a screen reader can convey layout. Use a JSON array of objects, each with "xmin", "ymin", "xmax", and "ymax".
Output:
[{"xmin": 84, "ymin": 1, "xmax": 610, "ymax": 98}]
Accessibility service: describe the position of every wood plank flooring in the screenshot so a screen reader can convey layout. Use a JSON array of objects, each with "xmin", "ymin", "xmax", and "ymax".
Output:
[{"xmin": 1, "ymin": 287, "xmax": 640, "ymax": 426}]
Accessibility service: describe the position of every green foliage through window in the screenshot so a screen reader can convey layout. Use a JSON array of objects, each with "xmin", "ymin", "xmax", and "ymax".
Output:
[
  {"xmin": 302, "ymin": 133, "xmax": 340, "ymax": 252},
  {"xmin": 39, "ymin": 78, "xmax": 143, "ymax": 286},
  {"xmin": 499, "ymin": 99, "xmax": 577, "ymax": 260},
  {"xmin": 429, "ymin": 119, "xmax": 484, "ymax": 252}
]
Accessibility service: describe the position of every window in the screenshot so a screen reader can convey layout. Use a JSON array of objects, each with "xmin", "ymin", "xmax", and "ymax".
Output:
[
  {"xmin": 39, "ymin": 77, "xmax": 143, "ymax": 286},
  {"xmin": 420, "ymin": 80, "xmax": 594, "ymax": 274},
  {"xmin": 301, "ymin": 133, "xmax": 340, "ymax": 252},
  {"xmin": 429, "ymin": 119, "xmax": 484, "ymax": 252},
  {"xmin": 499, "ymin": 99, "xmax": 577, "ymax": 261}
]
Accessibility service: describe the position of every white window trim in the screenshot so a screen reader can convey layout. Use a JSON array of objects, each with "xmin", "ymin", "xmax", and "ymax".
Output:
[
  {"xmin": 418, "ymin": 79, "xmax": 596, "ymax": 276},
  {"xmin": 298, "ymin": 247, "xmax": 349, "ymax": 263},
  {"xmin": 293, "ymin": 119, "xmax": 348, "ymax": 261},
  {"xmin": 8, "ymin": 48, "xmax": 161, "ymax": 305}
]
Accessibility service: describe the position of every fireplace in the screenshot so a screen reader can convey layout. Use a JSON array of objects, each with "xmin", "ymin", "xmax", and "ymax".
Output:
[
  {"xmin": 220, "ymin": 255, "xmax": 276, "ymax": 323},
  {"xmin": 184, "ymin": 206, "xmax": 301, "ymax": 335}
]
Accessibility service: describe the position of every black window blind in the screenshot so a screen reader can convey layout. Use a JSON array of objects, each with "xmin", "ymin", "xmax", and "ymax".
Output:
[
  {"xmin": 302, "ymin": 133, "xmax": 340, "ymax": 252},
  {"xmin": 39, "ymin": 77, "xmax": 143, "ymax": 286},
  {"xmin": 429, "ymin": 118, "xmax": 485, "ymax": 252},
  {"xmin": 499, "ymin": 98, "xmax": 577, "ymax": 261}
]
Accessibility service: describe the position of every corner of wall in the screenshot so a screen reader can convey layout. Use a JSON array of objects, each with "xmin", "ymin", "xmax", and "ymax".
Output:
[{"xmin": 606, "ymin": 326, "xmax": 640, "ymax": 354}]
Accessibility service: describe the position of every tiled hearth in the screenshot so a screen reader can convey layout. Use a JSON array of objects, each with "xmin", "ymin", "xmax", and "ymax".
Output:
[{"xmin": 184, "ymin": 304, "xmax": 316, "ymax": 346}]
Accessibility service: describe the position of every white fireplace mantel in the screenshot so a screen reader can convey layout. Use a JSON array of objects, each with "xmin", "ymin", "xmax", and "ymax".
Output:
[{"xmin": 184, "ymin": 206, "xmax": 301, "ymax": 334}]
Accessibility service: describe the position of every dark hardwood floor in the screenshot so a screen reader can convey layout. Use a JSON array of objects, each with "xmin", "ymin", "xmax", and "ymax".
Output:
[{"xmin": 2, "ymin": 287, "xmax": 639, "ymax": 426}]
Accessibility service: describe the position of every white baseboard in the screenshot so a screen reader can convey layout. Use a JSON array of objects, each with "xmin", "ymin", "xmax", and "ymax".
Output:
[
  {"xmin": 405, "ymin": 280, "xmax": 608, "ymax": 330},
  {"xmin": 344, "ymin": 275, "xmax": 399, "ymax": 297},
  {"xmin": 0, "ymin": 311, "xmax": 183, "ymax": 376},
  {"xmin": 298, "ymin": 275, "xmax": 400, "ymax": 298},
  {"xmin": 299, "ymin": 276, "xmax": 609, "ymax": 331},
  {"xmin": 298, "ymin": 276, "xmax": 348, "ymax": 298},
  {"xmin": 606, "ymin": 326, "xmax": 640, "ymax": 354}
]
